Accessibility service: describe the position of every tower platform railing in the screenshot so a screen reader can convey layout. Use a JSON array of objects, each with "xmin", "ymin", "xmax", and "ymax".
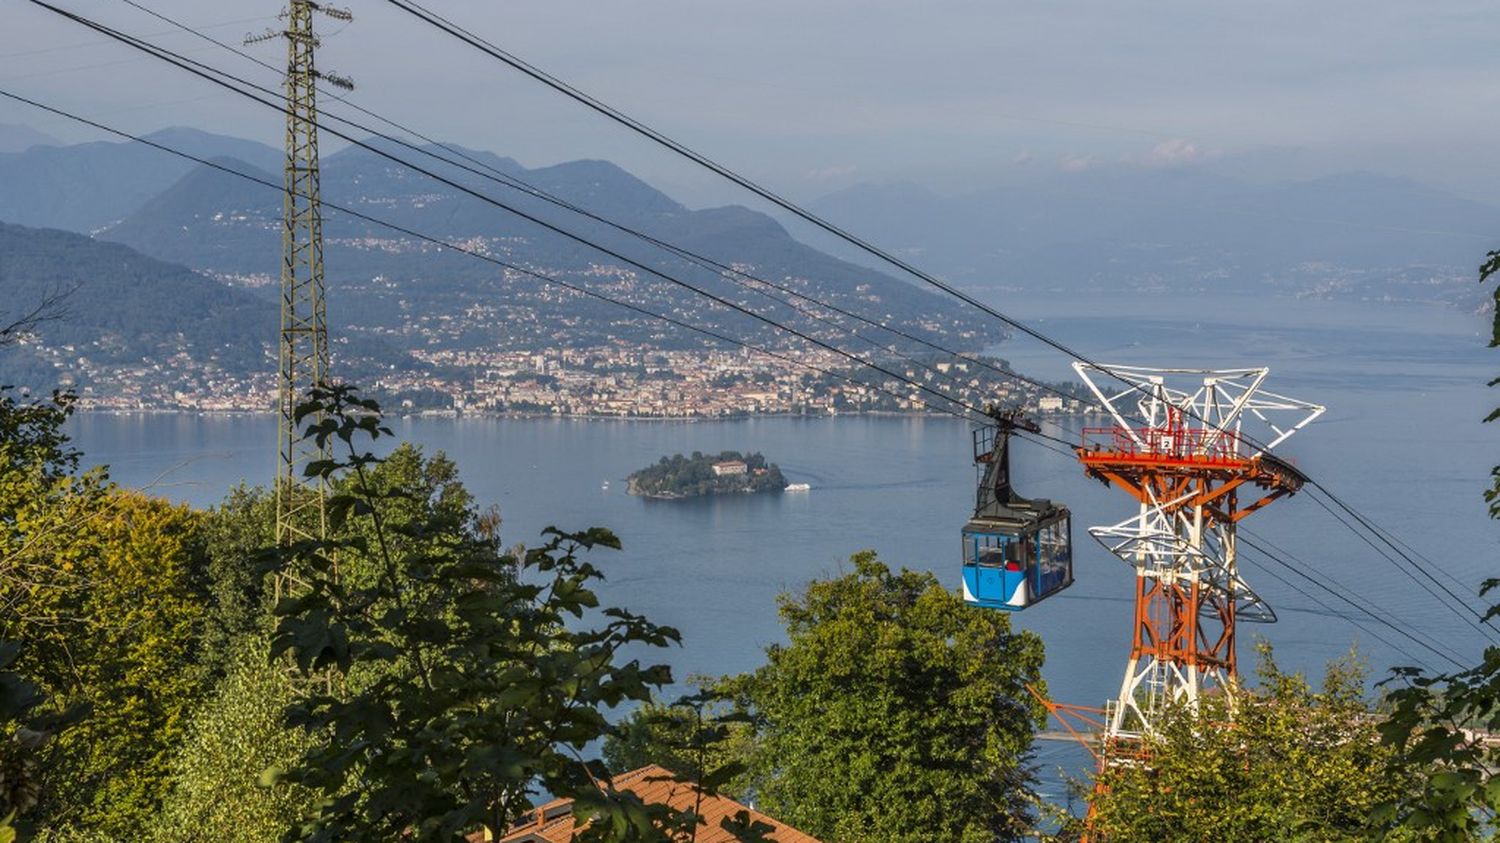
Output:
[{"xmin": 1080, "ymin": 425, "xmax": 1249, "ymax": 466}]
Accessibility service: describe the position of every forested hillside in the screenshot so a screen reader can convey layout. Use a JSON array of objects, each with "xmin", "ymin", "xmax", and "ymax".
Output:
[{"xmin": 0, "ymin": 222, "xmax": 275, "ymax": 394}]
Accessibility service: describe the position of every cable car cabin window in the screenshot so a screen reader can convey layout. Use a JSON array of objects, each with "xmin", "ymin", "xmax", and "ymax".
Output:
[
  {"xmin": 1035, "ymin": 516, "xmax": 1073, "ymax": 599},
  {"xmin": 962, "ymin": 527, "xmax": 1031, "ymax": 611},
  {"xmin": 964, "ymin": 532, "xmax": 1027, "ymax": 569}
]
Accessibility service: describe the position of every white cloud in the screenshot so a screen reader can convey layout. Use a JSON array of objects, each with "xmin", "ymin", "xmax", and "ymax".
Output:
[{"xmin": 1147, "ymin": 138, "xmax": 1207, "ymax": 165}]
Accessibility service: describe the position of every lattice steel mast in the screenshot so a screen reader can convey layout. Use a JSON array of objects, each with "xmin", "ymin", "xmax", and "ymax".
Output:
[
  {"xmin": 249, "ymin": 1, "xmax": 352, "ymax": 545},
  {"xmin": 1072, "ymin": 365, "xmax": 1323, "ymax": 749}
]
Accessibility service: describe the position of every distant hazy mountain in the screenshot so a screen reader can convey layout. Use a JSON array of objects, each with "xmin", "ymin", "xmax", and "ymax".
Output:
[
  {"xmin": 100, "ymin": 141, "xmax": 1002, "ymax": 352},
  {"xmin": 0, "ymin": 123, "xmax": 60, "ymax": 154},
  {"xmin": 806, "ymin": 167, "xmax": 1500, "ymax": 304},
  {"xmin": 0, "ymin": 128, "xmax": 279, "ymax": 233}
]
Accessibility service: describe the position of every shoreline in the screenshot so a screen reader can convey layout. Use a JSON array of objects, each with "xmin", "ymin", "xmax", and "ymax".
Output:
[
  {"xmin": 72, "ymin": 407, "xmax": 1102, "ymax": 422},
  {"xmin": 625, "ymin": 474, "xmax": 785, "ymax": 501}
]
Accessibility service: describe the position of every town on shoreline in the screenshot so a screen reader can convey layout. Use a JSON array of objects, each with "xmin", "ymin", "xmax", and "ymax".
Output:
[{"xmin": 67, "ymin": 345, "xmax": 1097, "ymax": 419}]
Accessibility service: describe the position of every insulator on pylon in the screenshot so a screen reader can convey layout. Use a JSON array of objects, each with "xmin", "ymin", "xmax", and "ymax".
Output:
[
  {"xmin": 307, "ymin": 2, "xmax": 354, "ymax": 21},
  {"xmin": 317, "ymin": 70, "xmax": 355, "ymax": 91},
  {"xmin": 243, "ymin": 28, "xmax": 282, "ymax": 46}
]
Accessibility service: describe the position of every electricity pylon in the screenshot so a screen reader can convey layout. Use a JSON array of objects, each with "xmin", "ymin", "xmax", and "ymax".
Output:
[{"xmin": 249, "ymin": 1, "xmax": 353, "ymax": 547}]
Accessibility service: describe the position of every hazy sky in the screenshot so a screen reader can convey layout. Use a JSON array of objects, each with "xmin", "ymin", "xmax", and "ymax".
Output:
[{"xmin": 3, "ymin": 1, "xmax": 1498, "ymax": 204}]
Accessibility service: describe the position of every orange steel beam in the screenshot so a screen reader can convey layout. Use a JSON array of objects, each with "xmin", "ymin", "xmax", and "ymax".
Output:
[{"xmin": 1027, "ymin": 684, "xmax": 1106, "ymax": 765}]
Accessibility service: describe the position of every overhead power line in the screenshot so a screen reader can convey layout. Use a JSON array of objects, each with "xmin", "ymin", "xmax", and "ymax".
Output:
[
  {"xmin": 111, "ymin": 0, "xmax": 1086, "ymax": 417},
  {"xmin": 0, "ymin": 86, "xmax": 1038, "ymax": 443},
  {"xmin": 376, "ymin": 0, "xmax": 1500, "ymax": 653},
  {"xmin": 1238, "ymin": 532, "xmax": 1468, "ymax": 672},
  {"xmin": 29, "ymin": 2, "xmax": 1489, "ymax": 656}
]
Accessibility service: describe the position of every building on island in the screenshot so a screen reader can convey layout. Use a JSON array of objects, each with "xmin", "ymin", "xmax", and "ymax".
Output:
[{"xmin": 711, "ymin": 460, "xmax": 748, "ymax": 477}]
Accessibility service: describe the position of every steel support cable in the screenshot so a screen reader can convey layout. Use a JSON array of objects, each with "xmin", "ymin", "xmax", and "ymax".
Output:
[
  {"xmin": 100, "ymin": 2, "xmax": 1488, "ymax": 657},
  {"xmin": 112, "ymin": 0, "xmax": 1085, "ymax": 416},
  {"xmin": 1304, "ymin": 483, "xmax": 1499, "ymax": 641},
  {"xmin": 381, "ymin": 0, "xmax": 1111, "ymax": 361},
  {"xmin": 1237, "ymin": 543, "xmax": 1436, "ymax": 672},
  {"xmin": 1241, "ymin": 525, "xmax": 1451, "ymax": 641},
  {"xmin": 1304, "ymin": 485, "xmax": 1498, "ymax": 644},
  {"xmin": 72, "ymin": 3, "xmax": 1479, "ymax": 642},
  {"xmin": 1012, "ymin": 432, "xmax": 1078, "ymax": 460},
  {"xmin": 27, "ymin": 4, "xmax": 1013, "ymax": 429},
  {"xmin": 1237, "ymin": 533, "xmax": 1468, "ymax": 671},
  {"xmin": 1311, "ymin": 480, "xmax": 1493, "ymax": 610},
  {"xmin": 0, "ymin": 87, "xmax": 1008, "ymax": 432},
  {"xmin": 379, "ymin": 0, "xmax": 1495, "ymax": 638},
  {"xmin": 1364, "ymin": 515, "xmax": 1484, "ymax": 604}
]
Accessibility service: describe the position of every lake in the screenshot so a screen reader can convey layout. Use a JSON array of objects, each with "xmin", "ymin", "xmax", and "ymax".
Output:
[{"xmin": 67, "ymin": 291, "xmax": 1498, "ymax": 796}]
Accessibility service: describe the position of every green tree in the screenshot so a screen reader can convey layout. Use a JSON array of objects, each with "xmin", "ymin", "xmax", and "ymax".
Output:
[
  {"xmin": 197, "ymin": 485, "xmax": 278, "ymax": 677},
  {"xmin": 603, "ymin": 691, "xmax": 756, "ymax": 799},
  {"xmin": 719, "ymin": 550, "xmax": 1046, "ymax": 843},
  {"xmin": 271, "ymin": 386, "xmax": 683, "ymax": 842},
  {"xmin": 1087, "ymin": 645, "xmax": 1422, "ymax": 843},
  {"xmin": 0, "ymin": 640, "xmax": 82, "ymax": 841},
  {"xmin": 0, "ymin": 388, "xmax": 103, "ymax": 840},
  {"xmin": 0, "ymin": 390, "xmax": 109, "ymax": 638},
  {"xmin": 151, "ymin": 635, "xmax": 315, "ymax": 843},
  {"xmin": 24, "ymin": 493, "xmax": 210, "ymax": 836},
  {"xmin": 0, "ymin": 386, "xmax": 213, "ymax": 836},
  {"xmin": 1375, "ymin": 253, "xmax": 1500, "ymax": 838}
]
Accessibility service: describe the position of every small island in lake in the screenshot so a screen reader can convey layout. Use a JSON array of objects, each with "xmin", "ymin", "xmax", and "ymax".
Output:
[{"xmin": 627, "ymin": 451, "xmax": 788, "ymax": 499}]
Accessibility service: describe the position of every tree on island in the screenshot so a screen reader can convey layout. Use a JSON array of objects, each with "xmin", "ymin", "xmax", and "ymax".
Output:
[{"xmin": 628, "ymin": 451, "xmax": 787, "ymax": 498}]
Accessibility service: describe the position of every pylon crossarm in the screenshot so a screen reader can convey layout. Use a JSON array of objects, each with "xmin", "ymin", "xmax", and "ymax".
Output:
[{"xmin": 1026, "ymin": 685, "xmax": 1107, "ymax": 765}]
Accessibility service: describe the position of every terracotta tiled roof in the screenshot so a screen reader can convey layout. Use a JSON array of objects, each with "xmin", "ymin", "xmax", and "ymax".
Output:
[{"xmin": 492, "ymin": 764, "xmax": 822, "ymax": 843}]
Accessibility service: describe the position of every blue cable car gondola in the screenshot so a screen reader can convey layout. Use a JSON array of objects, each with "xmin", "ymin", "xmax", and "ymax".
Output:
[{"xmin": 961, "ymin": 409, "xmax": 1072, "ymax": 611}]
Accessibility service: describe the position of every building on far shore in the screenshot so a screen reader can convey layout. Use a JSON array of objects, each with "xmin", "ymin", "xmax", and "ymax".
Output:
[
  {"xmin": 486, "ymin": 764, "xmax": 822, "ymax": 843},
  {"xmin": 711, "ymin": 460, "xmax": 748, "ymax": 477}
]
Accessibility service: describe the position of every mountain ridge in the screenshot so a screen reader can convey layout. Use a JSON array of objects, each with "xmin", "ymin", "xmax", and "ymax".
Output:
[
  {"xmin": 97, "ymin": 146, "xmax": 1001, "ymax": 354},
  {"xmin": 805, "ymin": 166, "xmax": 1500, "ymax": 303}
]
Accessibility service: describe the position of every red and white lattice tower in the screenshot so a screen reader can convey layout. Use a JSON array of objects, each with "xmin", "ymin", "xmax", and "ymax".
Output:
[{"xmin": 1071, "ymin": 364, "xmax": 1323, "ymax": 752}]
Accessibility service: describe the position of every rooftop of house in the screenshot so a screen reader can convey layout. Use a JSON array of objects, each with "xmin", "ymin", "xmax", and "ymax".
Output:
[{"xmin": 488, "ymin": 764, "xmax": 822, "ymax": 843}]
